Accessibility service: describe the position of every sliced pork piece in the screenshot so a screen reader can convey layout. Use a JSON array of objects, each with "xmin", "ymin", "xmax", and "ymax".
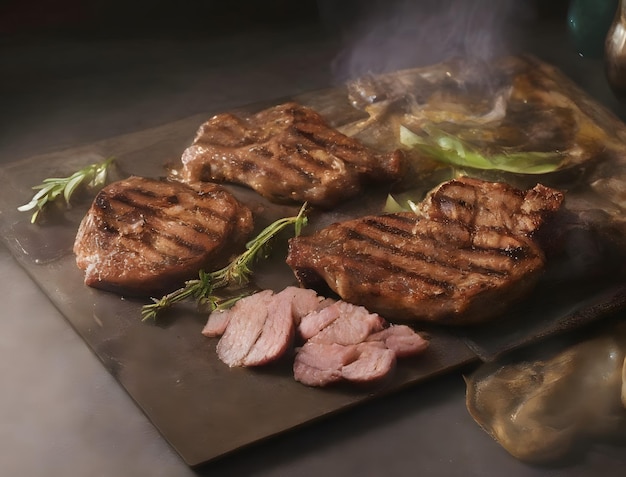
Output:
[
  {"xmin": 73, "ymin": 176, "xmax": 253, "ymax": 296},
  {"xmin": 216, "ymin": 290, "xmax": 275, "ymax": 367},
  {"xmin": 366, "ymin": 325, "xmax": 430, "ymax": 358},
  {"xmin": 293, "ymin": 342, "xmax": 359, "ymax": 387},
  {"xmin": 294, "ymin": 301, "xmax": 429, "ymax": 387},
  {"xmin": 179, "ymin": 102, "xmax": 405, "ymax": 208},
  {"xmin": 287, "ymin": 176, "xmax": 564, "ymax": 325},
  {"xmin": 302, "ymin": 301, "xmax": 386, "ymax": 345},
  {"xmin": 294, "ymin": 341, "xmax": 397, "ymax": 387},
  {"xmin": 340, "ymin": 342, "xmax": 397, "ymax": 383},
  {"xmin": 243, "ymin": 287, "xmax": 319, "ymax": 366},
  {"xmin": 203, "ymin": 286, "xmax": 430, "ymax": 385},
  {"xmin": 214, "ymin": 287, "xmax": 324, "ymax": 367},
  {"xmin": 201, "ymin": 309, "xmax": 232, "ymax": 337}
]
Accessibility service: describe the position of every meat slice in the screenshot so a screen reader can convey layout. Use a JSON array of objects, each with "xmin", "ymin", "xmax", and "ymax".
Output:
[
  {"xmin": 287, "ymin": 176, "xmax": 564, "ymax": 325},
  {"xmin": 179, "ymin": 102, "xmax": 405, "ymax": 208},
  {"xmin": 340, "ymin": 343, "xmax": 397, "ymax": 383},
  {"xmin": 216, "ymin": 290, "xmax": 275, "ymax": 367},
  {"xmin": 201, "ymin": 309, "xmax": 232, "ymax": 337},
  {"xmin": 203, "ymin": 286, "xmax": 430, "ymax": 385},
  {"xmin": 73, "ymin": 176, "xmax": 253, "ymax": 296},
  {"xmin": 301, "ymin": 301, "xmax": 386, "ymax": 345},
  {"xmin": 213, "ymin": 287, "xmax": 325, "ymax": 367},
  {"xmin": 294, "ymin": 341, "xmax": 397, "ymax": 387},
  {"xmin": 366, "ymin": 325, "xmax": 430, "ymax": 358},
  {"xmin": 243, "ymin": 287, "xmax": 318, "ymax": 366},
  {"xmin": 294, "ymin": 301, "xmax": 429, "ymax": 387},
  {"xmin": 293, "ymin": 342, "xmax": 359, "ymax": 387}
]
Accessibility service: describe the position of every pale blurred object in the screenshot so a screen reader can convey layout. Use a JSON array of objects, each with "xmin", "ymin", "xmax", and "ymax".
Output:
[
  {"xmin": 466, "ymin": 322, "xmax": 626, "ymax": 463},
  {"xmin": 606, "ymin": 0, "xmax": 626, "ymax": 96}
]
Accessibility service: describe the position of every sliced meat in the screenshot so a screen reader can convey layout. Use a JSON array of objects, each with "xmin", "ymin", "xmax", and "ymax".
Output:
[
  {"xmin": 243, "ymin": 287, "xmax": 318, "ymax": 366},
  {"xmin": 201, "ymin": 309, "xmax": 232, "ymax": 337},
  {"xmin": 340, "ymin": 342, "xmax": 397, "ymax": 383},
  {"xmin": 304, "ymin": 301, "xmax": 386, "ymax": 345},
  {"xmin": 287, "ymin": 176, "xmax": 564, "ymax": 325},
  {"xmin": 216, "ymin": 290, "xmax": 275, "ymax": 367},
  {"xmin": 179, "ymin": 102, "xmax": 405, "ymax": 208},
  {"xmin": 289, "ymin": 286, "xmax": 329, "ymax": 325},
  {"xmin": 294, "ymin": 341, "xmax": 397, "ymax": 387},
  {"xmin": 293, "ymin": 342, "xmax": 359, "ymax": 387},
  {"xmin": 213, "ymin": 287, "xmax": 325, "ymax": 367},
  {"xmin": 298, "ymin": 302, "xmax": 343, "ymax": 341},
  {"xmin": 366, "ymin": 325, "xmax": 430, "ymax": 358},
  {"xmin": 73, "ymin": 176, "xmax": 253, "ymax": 296},
  {"xmin": 204, "ymin": 287, "xmax": 430, "ymax": 385},
  {"xmin": 294, "ymin": 301, "xmax": 429, "ymax": 387}
]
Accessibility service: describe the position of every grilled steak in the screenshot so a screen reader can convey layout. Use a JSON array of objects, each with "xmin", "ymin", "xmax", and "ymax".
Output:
[
  {"xmin": 73, "ymin": 176, "xmax": 253, "ymax": 296},
  {"xmin": 287, "ymin": 176, "xmax": 564, "ymax": 325},
  {"xmin": 179, "ymin": 102, "xmax": 405, "ymax": 208}
]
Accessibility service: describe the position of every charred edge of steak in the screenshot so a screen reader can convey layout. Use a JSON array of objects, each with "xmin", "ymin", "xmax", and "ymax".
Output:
[
  {"xmin": 74, "ymin": 176, "xmax": 253, "ymax": 296},
  {"xmin": 180, "ymin": 102, "xmax": 406, "ymax": 207},
  {"xmin": 287, "ymin": 177, "xmax": 563, "ymax": 325}
]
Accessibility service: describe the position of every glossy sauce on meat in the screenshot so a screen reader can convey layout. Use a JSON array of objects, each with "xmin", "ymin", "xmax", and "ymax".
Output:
[
  {"xmin": 287, "ymin": 176, "xmax": 563, "ymax": 325},
  {"xmin": 179, "ymin": 102, "xmax": 405, "ymax": 208},
  {"xmin": 73, "ymin": 176, "xmax": 253, "ymax": 296}
]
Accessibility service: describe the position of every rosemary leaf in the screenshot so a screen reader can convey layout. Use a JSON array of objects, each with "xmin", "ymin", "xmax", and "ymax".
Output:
[
  {"xmin": 18, "ymin": 156, "xmax": 116, "ymax": 224},
  {"xmin": 141, "ymin": 203, "xmax": 309, "ymax": 321}
]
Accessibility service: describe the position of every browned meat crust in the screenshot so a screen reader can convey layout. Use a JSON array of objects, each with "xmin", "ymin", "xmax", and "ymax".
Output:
[
  {"xmin": 73, "ymin": 176, "xmax": 253, "ymax": 296},
  {"xmin": 286, "ymin": 177, "xmax": 564, "ymax": 325},
  {"xmin": 179, "ymin": 102, "xmax": 405, "ymax": 208}
]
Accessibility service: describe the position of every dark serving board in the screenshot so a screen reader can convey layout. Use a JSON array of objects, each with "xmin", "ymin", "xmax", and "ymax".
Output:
[{"xmin": 0, "ymin": 87, "xmax": 624, "ymax": 466}]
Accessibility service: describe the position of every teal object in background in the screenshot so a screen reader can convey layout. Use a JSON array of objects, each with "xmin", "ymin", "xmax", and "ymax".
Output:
[{"xmin": 568, "ymin": 0, "xmax": 619, "ymax": 57}]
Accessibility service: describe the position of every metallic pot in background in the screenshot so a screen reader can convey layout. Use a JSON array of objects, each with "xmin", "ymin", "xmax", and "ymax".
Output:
[{"xmin": 606, "ymin": 0, "xmax": 626, "ymax": 97}]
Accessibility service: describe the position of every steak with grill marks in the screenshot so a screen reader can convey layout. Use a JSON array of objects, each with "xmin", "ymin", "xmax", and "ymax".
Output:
[
  {"xmin": 286, "ymin": 176, "xmax": 564, "ymax": 325},
  {"xmin": 179, "ymin": 102, "xmax": 405, "ymax": 208},
  {"xmin": 73, "ymin": 176, "xmax": 253, "ymax": 296}
]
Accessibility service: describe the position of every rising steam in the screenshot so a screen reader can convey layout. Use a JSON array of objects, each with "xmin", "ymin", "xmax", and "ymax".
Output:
[{"xmin": 325, "ymin": 0, "xmax": 535, "ymax": 82}]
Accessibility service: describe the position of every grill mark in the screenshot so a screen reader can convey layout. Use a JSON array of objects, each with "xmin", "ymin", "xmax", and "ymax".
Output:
[
  {"xmin": 108, "ymin": 188, "xmax": 232, "ymax": 235},
  {"xmin": 109, "ymin": 233, "xmax": 182, "ymax": 265},
  {"xmin": 362, "ymin": 217, "xmax": 417, "ymax": 240},
  {"xmin": 181, "ymin": 102, "xmax": 404, "ymax": 206},
  {"xmin": 352, "ymin": 216, "xmax": 527, "ymax": 274},
  {"xmin": 336, "ymin": 248, "xmax": 455, "ymax": 296},
  {"xmin": 276, "ymin": 148, "xmax": 326, "ymax": 184},
  {"xmin": 342, "ymin": 226, "xmax": 510, "ymax": 281},
  {"xmin": 147, "ymin": 226, "xmax": 218, "ymax": 256},
  {"xmin": 366, "ymin": 214, "xmax": 535, "ymax": 263},
  {"xmin": 109, "ymin": 220, "xmax": 221, "ymax": 262},
  {"xmin": 94, "ymin": 189, "xmax": 236, "ymax": 264},
  {"xmin": 295, "ymin": 127, "xmax": 363, "ymax": 157},
  {"xmin": 242, "ymin": 141, "xmax": 336, "ymax": 187},
  {"xmin": 296, "ymin": 132, "xmax": 375, "ymax": 172}
]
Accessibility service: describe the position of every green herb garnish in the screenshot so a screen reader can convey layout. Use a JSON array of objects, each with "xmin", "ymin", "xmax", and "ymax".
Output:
[
  {"xmin": 400, "ymin": 124, "xmax": 564, "ymax": 174},
  {"xmin": 141, "ymin": 203, "xmax": 309, "ymax": 321},
  {"xmin": 18, "ymin": 157, "xmax": 116, "ymax": 223}
]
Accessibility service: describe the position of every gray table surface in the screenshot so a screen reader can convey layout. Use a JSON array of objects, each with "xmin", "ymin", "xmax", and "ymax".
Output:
[{"xmin": 2, "ymin": 18, "xmax": 625, "ymax": 477}]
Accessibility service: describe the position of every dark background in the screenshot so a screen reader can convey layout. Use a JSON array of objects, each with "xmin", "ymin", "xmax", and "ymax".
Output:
[{"xmin": 0, "ymin": 0, "xmax": 569, "ymax": 39}]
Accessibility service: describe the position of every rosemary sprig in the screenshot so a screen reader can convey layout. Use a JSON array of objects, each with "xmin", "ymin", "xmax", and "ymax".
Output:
[
  {"xmin": 141, "ymin": 203, "xmax": 309, "ymax": 321},
  {"xmin": 18, "ymin": 157, "xmax": 116, "ymax": 223}
]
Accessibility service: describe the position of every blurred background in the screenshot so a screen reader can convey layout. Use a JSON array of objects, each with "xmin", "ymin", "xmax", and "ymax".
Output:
[{"xmin": 2, "ymin": 0, "xmax": 618, "ymax": 161}]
